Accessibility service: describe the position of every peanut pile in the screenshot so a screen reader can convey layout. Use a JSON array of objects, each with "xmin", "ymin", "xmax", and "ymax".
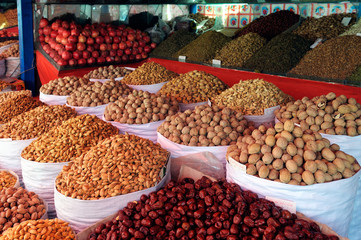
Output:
[
  {"xmin": 104, "ymin": 90, "xmax": 179, "ymax": 124},
  {"xmin": 21, "ymin": 115, "xmax": 118, "ymax": 163},
  {"xmin": 159, "ymin": 70, "xmax": 228, "ymax": 104},
  {"xmin": 227, "ymin": 121, "xmax": 360, "ymax": 185},
  {"xmin": 0, "ymin": 90, "xmax": 32, "ymax": 104},
  {"xmin": 122, "ymin": 62, "xmax": 178, "ymax": 85},
  {"xmin": 40, "ymin": 76, "xmax": 89, "ymax": 96},
  {"xmin": 56, "ymin": 134, "xmax": 169, "ymax": 200},
  {"xmin": 275, "ymin": 92, "xmax": 361, "ymax": 136},
  {"xmin": 0, "ymin": 44, "xmax": 19, "ymax": 58},
  {"xmin": 158, "ymin": 105, "xmax": 253, "ymax": 146},
  {"xmin": 0, "ymin": 105, "xmax": 77, "ymax": 140},
  {"xmin": 67, "ymin": 79, "xmax": 132, "ymax": 107},
  {"xmin": 0, "ymin": 95, "xmax": 44, "ymax": 124},
  {"xmin": 0, "ymin": 171, "xmax": 17, "ymax": 191},
  {"xmin": 0, "ymin": 81, "xmax": 9, "ymax": 91},
  {"xmin": 83, "ymin": 65, "xmax": 133, "ymax": 79},
  {"xmin": 0, "ymin": 187, "xmax": 46, "ymax": 233},
  {"xmin": 0, "ymin": 219, "xmax": 75, "ymax": 240},
  {"xmin": 213, "ymin": 79, "xmax": 293, "ymax": 115}
]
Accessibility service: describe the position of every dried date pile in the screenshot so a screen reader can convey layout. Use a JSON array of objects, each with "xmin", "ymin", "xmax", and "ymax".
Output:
[
  {"xmin": 288, "ymin": 35, "xmax": 361, "ymax": 81},
  {"xmin": 243, "ymin": 34, "xmax": 312, "ymax": 74},
  {"xmin": 87, "ymin": 177, "xmax": 340, "ymax": 240}
]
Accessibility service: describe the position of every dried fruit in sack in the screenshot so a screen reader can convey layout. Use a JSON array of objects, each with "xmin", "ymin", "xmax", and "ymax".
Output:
[
  {"xmin": 213, "ymin": 33, "xmax": 267, "ymax": 68},
  {"xmin": 0, "ymin": 90, "xmax": 32, "ymax": 104},
  {"xmin": 157, "ymin": 105, "xmax": 254, "ymax": 146},
  {"xmin": 0, "ymin": 187, "xmax": 46, "ymax": 233},
  {"xmin": 0, "ymin": 171, "xmax": 17, "ymax": 191},
  {"xmin": 150, "ymin": 30, "xmax": 197, "ymax": 59},
  {"xmin": 87, "ymin": 177, "xmax": 340, "ymax": 240},
  {"xmin": 227, "ymin": 121, "xmax": 360, "ymax": 185},
  {"xmin": 0, "ymin": 44, "xmax": 19, "ymax": 58},
  {"xmin": 213, "ymin": 79, "xmax": 293, "ymax": 115},
  {"xmin": 0, "ymin": 219, "xmax": 75, "ymax": 240},
  {"xmin": 0, "ymin": 95, "xmax": 44, "ymax": 124},
  {"xmin": 0, "ymin": 105, "xmax": 77, "ymax": 140},
  {"xmin": 40, "ymin": 76, "xmax": 89, "ymax": 96},
  {"xmin": 66, "ymin": 79, "xmax": 132, "ymax": 107},
  {"xmin": 83, "ymin": 65, "xmax": 133, "ymax": 80},
  {"xmin": 288, "ymin": 35, "xmax": 361, "ymax": 81},
  {"xmin": 275, "ymin": 92, "xmax": 361, "ymax": 136},
  {"xmin": 294, "ymin": 13, "xmax": 357, "ymax": 41},
  {"xmin": 56, "ymin": 134, "xmax": 169, "ymax": 200},
  {"xmin": 173, "ymin": 31, "xmax": 231, "ymax": 63},
  {"xmin": 234, "ymin": 10, "xmax": 300, "ymax": 40},
  {"xmin": 0, "ymin": 40, "xmax": 17, "ymax": 48},
  {"xmin": 243, "ymin": 33, "xmax": 313, "ymax": 74},
  {"xmin": 21, "ymin": 114, "xmax": 118, "ymax": 163},
  {"xmin": 159, "ymin": 70, "xmax": 228, "ymax": 104},
  {"xmin": 104, "ymin": 90, "xmax": 179, "ymax": 124},
  {"xmin": 122, "ymin": 62, "xmax": 178, "ymax": 85}
]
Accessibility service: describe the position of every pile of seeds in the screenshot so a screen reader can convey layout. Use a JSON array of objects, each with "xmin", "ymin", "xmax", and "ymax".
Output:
[
  {"xmin": 243, "ymin": 33, "xmax": 312, "ymax": 74},
  {"xmin": 40, "ymin": 76, "xmax": 89, "ymax": 96},
  {"xmin": 83, "ymin": 65, "xmax": 132, "ymax": 79},
  {"xmin": 234, "ymin": 10, "xmax": 300, "ymax": 40},
  {"xmin": 213, "ymin": 33, "xmax": 267, "ymax": 68},
  {"xmin": 293, "ymin": 13, "xmax": 356, "ymax": 41},
  {"xmin": 0, "ymin": 81, "xmax": 9, "ymax": 91},
  {"xmin": 288, "ymin": 35, "xmax": 361, "ymax": 80},
  {"xmin": 173, "ymin": 31, "xmax": 231, "ymax": 63},
  {"xmin": 150, "ymin": 30, "xmax": 197, "ymax": 59},
  {"xmin": 213, "ymin": 79, "xmax": 293, "ymax": 115},
  {"xmin": 0, "ymin": 90, "xmax": 32, "ymax": 104},
  {"xmin": 0, "ymin": 171, "xmax": 17, "ymax": 191},
  {"xmin": 122, "ymin": 62, "xmax": 178, "ymax": 85},
  {"xmin": 348, "ymin": 66, "xmax": 361, "ymax": 86}
]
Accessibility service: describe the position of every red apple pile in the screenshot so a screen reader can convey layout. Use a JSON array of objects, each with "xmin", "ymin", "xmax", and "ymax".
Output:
[
  {"xmin": 0, "ymin": 29, "xmax": 18, "ymax": 38},
  {"xmin": 38, "ymin": 18, "xmax": 157, "ymax": 67}
]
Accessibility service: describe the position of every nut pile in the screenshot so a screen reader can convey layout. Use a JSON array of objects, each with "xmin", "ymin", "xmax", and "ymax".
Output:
[
  {"xmin": 213, "ymin": 79, "xmax": 293, "ymax": 115},
  {"xmin": 243, "ymin": 34, "xmax": 312, "ymax": 74},
  {"xmin": 0, "ymin": 219, "xmax": 75, "ymax": 240},
  {"xmin": 0, "ymin": 40, "xmax": 17, "ymax": 48},
  {"xmin": 288, "ymin": 35, "xmax": 361, "ymax": 80},
  {"xmin": 159, "ymin": 70, "xmax": 228, "ymax": 104},
  {"xmin": 0, "ymin": 90, "xmax": 32, "ymax": 104},
  {"xmin": 40, "ymin": 76, "xmax": 89, "ymax": 96},
  {"xmin": 0, "ymin": 81, "xmax": 9, "ymax": 91},
  {"xmin": 0, "ymin": 44, "xmax": 19, "ymax": 58},
  {"xmin": 83, "ymin": 65, "xmax": 133, "ymax": 80},
  {"xmin": 0, "ymin": 95, "xmax": 44, "ymax": 124},
  {"xmin": 235, "ymin": 10, "xmax": 300, "ymax": 40},
  {"xmin": 0, "ymin": 105, "xmax": 77, "ymax": 140},
  {"xmin": 173, "ymin": 31, "xmax": 231, "ymax": 63},
  {"xmin": 0, "ymin": 187, "xmax": 46, "ymax": 233},
  {"xmin": 157, "ymin": 105, "xmax": 253, "ymax": 146},
  {"xmin": 66, "ymin": 79, "xmax": 132, "ymax": 107},
  {"xmin": 56, "ymin": 134, "xmax": 169, "ymax": 200},
  {"xmin": 213, "ymin": 33, "xmax": 267, "ymax": 68},
  {"xmin": 21, "ymin": 114, "xmax": 118, "ymax": 163},
  {"xmin": 122, "ymin": 62, "xmax": 178, "ymax": 85},
  {"xmin": 87, "ymin": 177, "xmax": 340, "ymax": 240},
  {"xmin": 275, "ymin": 92, "xmax": 361, "ymax": 136},
  {"xmin": 0, "ymin": 171, "xmax": 17, "ymax": 191},
  {"xmin": 227, "ymin": 121, "xmax": 360, "ymax": 185},
  {"xmin": 104, "ymin": 90, "xmax": 179, "ymax": 124},
  {"xmin": 294, "ymin": 13, "xmax": 356, "ymax": 41}
]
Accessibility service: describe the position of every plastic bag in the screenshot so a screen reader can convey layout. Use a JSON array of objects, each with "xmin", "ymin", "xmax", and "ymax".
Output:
[
  {"xmin": 126, "ymin": 81, "xmax": 168, "ymax": 94},
  {"xmin": 0, "ymin": 138, "xmax": 36, "ymax": 186},
  {"xmin": 171, "ymin": 151, "xmax": 225, "ymax": 182},
  {"xmin": 244, "ymin": 105, "xmax": 280, "ymax": 127},
  {"xmin": 102, "ymin": 116, "xmax": 164, "ymax": 143},
  {"xmin": 54, "ymin": 160, "xmax": 170, "ymax": 233},
  {"xmin": 21, "ymin": 157, "xmax": 69, "ymax": 219},
  {"xmin": 39, "ymin": 92, "xmax": 68, "ymax": 106},
  {"xmin": 0, "ymin": 59, "xmax": 5, "ymax": 76},
  {"xmin": 179, "ymin": 101, "xmax": 208, "ymax": 112},
  {"xmin": 66, "ymin": 103, "xmax": 108, "ymax": 119},
  {"xmin": 0, "ymin": 169, "xmax": 20, "ymax": 188},
  {"xmin": 226, "ymin": 161, "xmax": 361, "ymax": 237},
  {"xmin": 157, "ymin": 132, "xmax": 229, "ymax": 166}
]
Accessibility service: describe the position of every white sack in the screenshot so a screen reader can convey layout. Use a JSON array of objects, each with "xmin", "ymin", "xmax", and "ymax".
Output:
[
  {"xmin": 0, "ymin": 59, "xmax": 5, "ymax": 76},
  {"xmin": 66, "ymin": 103, "xmax": 108, "ymax": 119},
  {"xmin": 179, "ymin": 101, "xmax": 208, "ymax": 112},
  {"xmin": 39, "ymin": 92, "xmax": 68, "ymax": 106},
  {"xmin": 89, "ymin": 77, "xmax": 123, "ymax": 83},
  {"xmin": 126, "ymin": 81, "xmax": 168, "ymax": 94},
  {"xmin": 244, "ymin": 105, "xmax": 280, "ymax": 127}
]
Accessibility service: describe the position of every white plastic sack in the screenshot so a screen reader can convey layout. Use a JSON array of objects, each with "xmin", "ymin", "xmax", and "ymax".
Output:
[
  {"xmin": 66, "ymin": 103, "xmax": 108, "ymax": 119},
  {"xmin": 0, "ymin": 59, "xmax": 5, "ymax": 76},
  {"xmin": 21, "ymin": 157, "xmax": 69, "ymax": 219},
  {"xmin": 179, "ymin": 101, "xmax": 208, "ymax": 112},
  {"xmin": 320, "ymin": 133, "xmax": 361, "ymax": 240},
  {"xmin": 157, "ymin": 132, "xmax": 229, "ymax": 166},
  {"xmin": 0, "ymin": 138, "xmax": 36, "ymax": 186},
  {"xmin": 90, "ymin": 77, "xmax": 123, "ymax": 83},
  {"xmin": 0, "ymin": 169, "xmax": 20, "ymax": 188},
  {"xmin": 244, "ymin": 105, "xmax": 280, "ymax": 127},
  {"xmin": 226, "ymin": 161, "xmax": 361, "ymax": 237},
  {"xmin": 39, "ymin": 92, "xmax": 68, "ymax": 106},
  {"xmin": 126, "ymin": 81, "xmax": 168, "ymax": 94},
  {"xmin": 55, "ymin": 160, "xmax": 170, "ymax": 233},
  {"xmin": 102, "ymin": 116, "xmax": 164, "ymax": 143}
]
